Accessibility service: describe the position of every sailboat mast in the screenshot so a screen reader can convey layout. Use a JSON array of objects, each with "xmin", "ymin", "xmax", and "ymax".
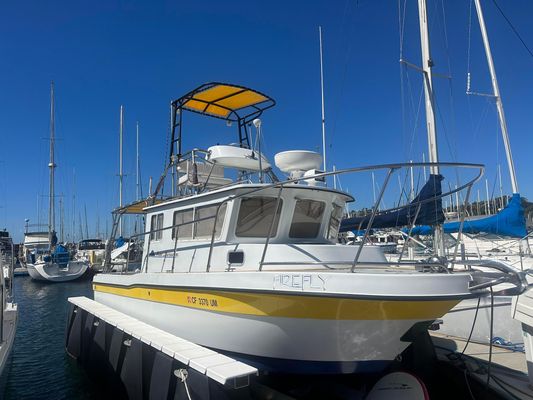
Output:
[
  {"xmin": 84, "ymin": 204, "xmax": 89, "ymax": 239},
  {"xmin": 417, "ymin": 0, "xmax": 440, "ymax": 175},
  {"xmin": 48, "ymin": 82, "xmax": 56, "ymax": 239},
  {"xmin": 473, "ymin": 0, "xmax": 518, "ymax": 194},
  {"xmin": 136, "ymin": 121, "xmax": 140, "ymax": 201},
  {"xmin": 119, "ymin": 105, "xmax": 124, "ymax": 236},
  {"xmin": 59, "ymin": 197, "xmax": 64, "ymax": 243},
  {"xmin": 417, "ymin": 0, "xmax": 444, "ymax": 256}
]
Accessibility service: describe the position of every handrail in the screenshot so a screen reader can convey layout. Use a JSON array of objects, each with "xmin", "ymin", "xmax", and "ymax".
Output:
[
  {"xmin": 104, "ymin": 161, "xmax": 484, "ymax": 274},
  {"xmin": 258, "ymin": 187, "xmax": 283, "ymax": 271},
  {"xmin": 351, "ymin": 168, "xmax": 395, "ymax": 271}
]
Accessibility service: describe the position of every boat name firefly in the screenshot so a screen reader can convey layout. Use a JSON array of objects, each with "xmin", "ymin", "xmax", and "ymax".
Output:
[{"xmin": 273, "ymin": 274, "xmax": 327, "ymax": 291}]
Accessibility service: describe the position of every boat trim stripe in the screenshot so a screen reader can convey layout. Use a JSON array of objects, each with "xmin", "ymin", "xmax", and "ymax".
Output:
[
  {"xmin": 92, "ymin": 281, "xmax": 478, "ymax": 301},
  {"xmin": 93, "ymin": 283, "xmax": 460, "ymax": 320}
]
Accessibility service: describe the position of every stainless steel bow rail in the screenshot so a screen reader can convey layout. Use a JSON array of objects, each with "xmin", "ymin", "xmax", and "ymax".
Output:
[{"xmin": 104, "ymin": 161, "xmax": 488, "ymax": 275}]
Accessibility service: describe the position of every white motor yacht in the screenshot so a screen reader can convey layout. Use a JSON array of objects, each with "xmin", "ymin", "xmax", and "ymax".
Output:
[
  {"xmin": 75, "ymin": 239, "xmax": 106, "ymax": 272},
  {"xmin": 91, "ymin": 83, "xmax": 525, "ymax": 374},
  {"xmin": 20, "ymin": 230, "xmax": 49, "ymax": 267}
]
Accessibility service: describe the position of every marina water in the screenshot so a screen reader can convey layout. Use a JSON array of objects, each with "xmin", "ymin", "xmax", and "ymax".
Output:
[{"xmin": 4, "ymin": 276, "xmax": 105, "ymax": 399}]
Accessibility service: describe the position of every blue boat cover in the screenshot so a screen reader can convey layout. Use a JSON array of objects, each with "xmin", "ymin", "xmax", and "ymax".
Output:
[
  {"xmin": 408, "ymin": 193, "xmax": 526, "ymax": 238},
  {"xmin": 340, "ymin": 174, "xmax": 445, "ymax": 232},
  {"xmin": 52, "ymin": 244, "xmax": 70, "ymax": 267}
]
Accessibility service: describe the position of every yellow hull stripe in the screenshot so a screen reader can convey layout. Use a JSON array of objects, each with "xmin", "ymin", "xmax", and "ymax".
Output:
[{"xmin": 93, "ymin": 283, "xmax": 459, "ymax": 320}]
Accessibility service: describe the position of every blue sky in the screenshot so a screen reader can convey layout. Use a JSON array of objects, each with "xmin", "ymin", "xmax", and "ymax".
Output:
[{"xmin": 1, "ymin": 0, "xmax": 532, "ymax": 242}]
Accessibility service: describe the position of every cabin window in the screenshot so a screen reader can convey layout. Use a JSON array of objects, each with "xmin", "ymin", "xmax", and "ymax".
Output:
[
  {"xmin": 150, "ymin": 213, "xmax": 164, "ymax": 241},
  {"xmin": 172, "ymin": 209, "xmax": 193, "ymax": 240},
  {"xmin": 194, "ymin": 203, "xmax": 227, "ymax": 239},
  {"xmin": 289, "ymin": 199, "xmax": 325, "ymax": 239},
  {"xmin": 235, "ymin": 197, "xmax": 283, "ymax": 238},
  {"xmin": 327, "ymin": 204, "xmax": 344, "ymax": 241}
]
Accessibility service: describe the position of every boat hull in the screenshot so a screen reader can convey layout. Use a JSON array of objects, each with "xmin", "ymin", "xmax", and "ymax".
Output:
[
  {"xmin": 95, "ymin": 290, "xmax": 434, "ymax": 373},
  {"xmin": 27, "ymin": 261, "xmax": 89, "ymax": 282},
  {"xmin": 440, "ymin": 296, "xmax": 522, "ymax": 344},
  {"xmin": 93, "ymin": 271, "xmax": 472, "ymax": 374},
  {"xmin": 0, "ymin": 304, "xmax": 17, "ymax": 382}
]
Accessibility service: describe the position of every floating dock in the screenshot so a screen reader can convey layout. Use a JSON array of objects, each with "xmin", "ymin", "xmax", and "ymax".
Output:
[
  {"xmin": 66, "ymin": 296, "xmax": 257, "ymax": 399},
  {"xmin": 67, "ymin": 296, "xmax": 533, "ymax": 399}
]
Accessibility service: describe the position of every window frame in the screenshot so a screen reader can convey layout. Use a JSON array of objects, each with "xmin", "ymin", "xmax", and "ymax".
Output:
[
  {"xmin": 150, "ymin": 213, "xmax": 164, "ymax": 241},
  {"xmin": 171, "ymin": 208, "xmax": 194, "ymax": 240},
  {"xmin": 194, "ymin": 203, "xmax": 227, "ymax": 240},
  {"xmin": 327, "ymin": 203, "xmax": 344, "ymax": 242},
  {"xmin": 235, "ymin": 196, "xmax": 284, "ymax": 238},
  {"xmin": 288, "ymin": 199, "xmax": 326, "ymax": 239}
]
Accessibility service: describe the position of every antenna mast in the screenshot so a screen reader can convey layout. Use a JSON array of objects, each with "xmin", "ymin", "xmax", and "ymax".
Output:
[
  {"xmin": 473, "ymin": 0, "xmax": 519, "ymax": 194},
  {"xmin": 319, "ymin": 26, "xmax": 327, "ymax": 173}
]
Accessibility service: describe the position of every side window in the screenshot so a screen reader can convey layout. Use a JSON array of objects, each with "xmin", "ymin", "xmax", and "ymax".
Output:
[
  {"xmin": 327, "ymin": 204, "xmax": 344, "ymax": 241},
  {"xmin": 194, "ymin": 203, "xmax": 227, "ymax": 239},
  {"xmin": 235, "ymin": 197, "xmax": 283, "ymax": 238},
  {"xmin": 150, "ymin": 213, "xmax": 164, "ymax": 241},
  {"xmin": 150, "ymin": 215, "xmax": 156, "ymax": 240},
  {"xmin": 289, "ymin": 199, "xmax": 325, "ymax": 239},
  {"xmin": 172, "ymin": 209, "xmax": 193, "ymax": 240}
]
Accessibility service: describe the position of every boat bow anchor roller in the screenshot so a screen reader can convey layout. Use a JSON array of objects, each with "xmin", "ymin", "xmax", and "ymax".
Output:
[{"xmin": 73, "ymin": 83, "xmax": 528, "ymax": 375}]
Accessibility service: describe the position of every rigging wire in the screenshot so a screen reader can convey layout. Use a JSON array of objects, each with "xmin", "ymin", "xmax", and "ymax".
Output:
[
  {"xmin": 403, "ymin": 70, "xmax": 425, "ymax": 163},
  {"xmin": 462, "ymin": 297, "xmax": 481, "ymax": 355},
  {"xmin": 486, "ymin": 287, "xmax": 494, "ymax": 389},
  {"xmin": 467, "ymin": 0, "xmax": 474, "ymax": 89},
  {"xmin": 439, "ymin": 0, "xmax": 464, "ymax": 200},
  {"xmin": 398, "ymin": 0, "xmax": 424, "ymax": 165},
  {"xmin": 490, "ymin": 0, "xmax": 533, "ymax": 62},
  {"xmin": 329, "ymin": 0, "xmax": 358, "ymax": 161}
]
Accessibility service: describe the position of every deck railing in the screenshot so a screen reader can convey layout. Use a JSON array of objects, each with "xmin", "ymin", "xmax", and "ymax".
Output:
[{"xmin": 104, "ymin": 161, "xmax": 485, "ymax": 274}]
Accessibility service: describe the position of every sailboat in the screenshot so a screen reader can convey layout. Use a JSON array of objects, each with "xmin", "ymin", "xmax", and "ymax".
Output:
[
  {"xmin": 408, "ymin": 0, "xmax": 528, "ymax": 256},
  {"xmin": 342, "ymin": 0, "xmax": 531, "ymax": 345},
  {"xmin": 26, "ymin": 83, "xmax": 89, "ymax": 282}
]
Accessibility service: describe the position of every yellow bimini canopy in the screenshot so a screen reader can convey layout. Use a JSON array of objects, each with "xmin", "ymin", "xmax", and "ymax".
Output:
[
  {"xmin": 176, "ymin": 82, "xmax": 275, "ymax": 122},
  {"xmin": 168, "ymin": 82, "xmax": 276, "ymax": 161}
]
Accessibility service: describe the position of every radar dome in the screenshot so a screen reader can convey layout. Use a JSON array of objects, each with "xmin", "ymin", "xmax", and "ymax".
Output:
[{"xmin": 274, "ymin": 150, "xmax": 322, "ymax": 174}]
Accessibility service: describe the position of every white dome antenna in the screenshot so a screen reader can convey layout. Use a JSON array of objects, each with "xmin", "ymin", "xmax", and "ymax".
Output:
[{"xmin": 274, "ymin": 150, "xmax": 323, "ymax": 185}]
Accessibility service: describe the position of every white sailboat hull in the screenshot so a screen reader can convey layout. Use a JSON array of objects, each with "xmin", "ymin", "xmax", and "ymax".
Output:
[
  {"xmin": 440, "ymin": 296, "xmax": 523, "ymax": 344},
  {"xmin": 27, "ymin": 260, "xmax": 89, "ymax": 282}
]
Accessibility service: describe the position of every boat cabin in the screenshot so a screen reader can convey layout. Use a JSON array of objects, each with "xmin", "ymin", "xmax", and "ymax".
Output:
[
  {"xmin": 78, "ymin": 239, "xmax": 106, "ymax": 251},
  {"xmin": 108, "ymin": 83, "xmax": 387, "ymax": 272},
  {"xmin": 139, "ymin": 181, "xmax": 384, "ymax": 273}
]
